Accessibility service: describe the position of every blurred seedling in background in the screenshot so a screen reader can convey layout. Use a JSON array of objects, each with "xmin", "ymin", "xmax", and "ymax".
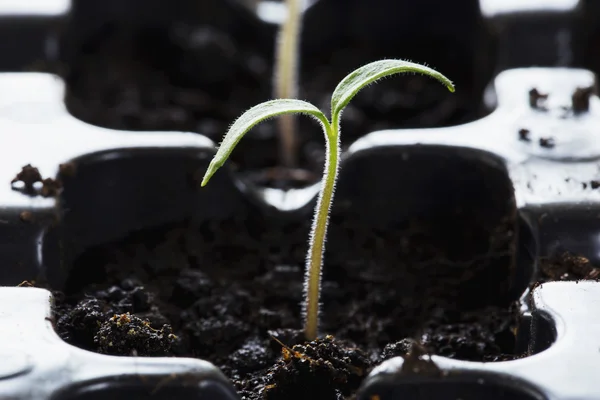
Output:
[
  {"xmin": 239, "ymin": 0, "xmax": 316, "ymax": 168},
  {"xmin": 273, "ymin": 0, "xmax": 303, "ymax": 168}
]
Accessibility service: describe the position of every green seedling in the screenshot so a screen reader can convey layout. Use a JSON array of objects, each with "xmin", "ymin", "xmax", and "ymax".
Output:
[
  {"xmin": 274, "ymin": 0, "xmax": 303, "ymax": 167},
  {"xmin": 202, "ymin": 59, "xmax": 455, "ymax": 341}
]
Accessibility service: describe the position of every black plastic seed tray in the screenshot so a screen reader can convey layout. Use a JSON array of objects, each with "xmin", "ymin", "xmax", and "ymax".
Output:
[{"xmin": 1, "ymin": 0, "xmax": 600, "ymax": 399}]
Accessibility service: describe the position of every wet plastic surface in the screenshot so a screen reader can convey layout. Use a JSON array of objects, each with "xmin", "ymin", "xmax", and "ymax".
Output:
[{"xmin": 1, "ymin": 0, "xmax": 600, "ymax": 399}]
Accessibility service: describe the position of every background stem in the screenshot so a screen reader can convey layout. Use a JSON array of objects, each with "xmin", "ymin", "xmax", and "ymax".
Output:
[{"xmin": 274, "ymin": 0, "xmax": 302, "ymax": 168}]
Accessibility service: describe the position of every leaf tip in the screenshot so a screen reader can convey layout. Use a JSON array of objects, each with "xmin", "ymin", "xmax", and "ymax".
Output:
[
  {"xmin": 201, "ymin": 162, "xmax": 217, "ymax": 187},
  {"xmin": 447, "ymin": 82, "xmax": 456, "ymax": 93}
]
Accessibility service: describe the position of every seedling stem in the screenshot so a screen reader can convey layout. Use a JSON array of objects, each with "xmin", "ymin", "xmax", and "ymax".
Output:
[{"xmin": 201, "ymin": 60, "xmax": 454, "ymax": 341}]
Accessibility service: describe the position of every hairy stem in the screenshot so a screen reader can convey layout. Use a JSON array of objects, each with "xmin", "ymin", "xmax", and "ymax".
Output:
[
  {"xmin": 274, "ymin": 0, "xmax": 302, "ymax": 167},
  {"xmin": 303, "ymin": 119, "xmax": 339, "ymax": 341}
]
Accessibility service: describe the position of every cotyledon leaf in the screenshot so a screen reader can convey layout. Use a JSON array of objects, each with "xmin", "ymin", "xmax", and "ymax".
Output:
[
  {"xmin": 330, "ymin": 59, "xmax": 455, "ymax": 121},
  {"xmin": 201, "ymin": 99, "xmax": 329, "ymax": 186}
]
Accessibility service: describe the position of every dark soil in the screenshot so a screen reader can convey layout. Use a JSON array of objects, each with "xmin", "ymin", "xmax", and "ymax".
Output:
[
  {"xmin": 11, "ymin": 164, "xmax": 63, "ymax": 197},
  {"xmin": 539, "ymin": 252, "xmax": 600, "ymax": 282},
  {"xmin": 518, "ymin": 128, "xmax": 531, "ymax": 142},
  {"xmin": 53, "ymin": 188, "xmax": 520, "ymax": 400},
  {"xmin": 538, "ymin": 137, "xmax": 555, "ymax": 149},
  {"xmin": 528, "ymin": 88, "xmax": 549, "ymax": 111},
  {"xmin": 11, "ymin": 164, "xmax": 42, "ymax": 194},
  {"xmin": 571, "ymin": 86, "xmax": 594, "ymax": 114},
  {"xmin": 95, "ymin": 312, "xmax": 178, "ymax": 356}
]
